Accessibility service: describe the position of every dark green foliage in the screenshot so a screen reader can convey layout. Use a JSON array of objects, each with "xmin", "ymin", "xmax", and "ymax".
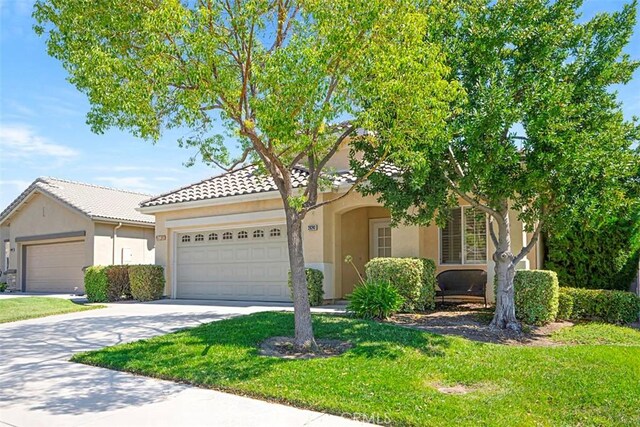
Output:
[
  {"xmin": 288, "ymin": 268, "xmax": 324, "ymax": 306},
  {"xmin": 560, "ymin": 287, "xmax": 640, "ymax": 324},
  {"xmin": 514, "ymin": 270, "xmax": 559, "ymax": 325},
  {"xmin": 129, "ymin": 265, "xmax": 165, "ymax": 302},
  {"xmin": 105, "ymin": 265, "xmax": 130, "ymax": 301},
  {"xmin": 545, "ymin": 213, "xmax": 640, "ymax": 290},
  {"xmin": 557, "ymin": 290, "xmax": 574, "ymax": 320},
  {"xmin": 346, "ymin": 279, "xmax": 404, "ymax": 320},
  {"xmin": 365, "ymin": 257, "xmax": 436, "ymax": 311},
  {"xmin": 84, "ymin": 266, "xmax": 109, "ymax": 303}
]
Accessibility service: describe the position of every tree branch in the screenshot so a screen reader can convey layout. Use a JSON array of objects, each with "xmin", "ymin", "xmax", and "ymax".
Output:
[
  {"xmin": 513, "ymin": 220, "xmax": 543, "ymax": 265},
  {"xmin": 488, "ymin": 216, "xmax": 500, "ymax": 247}
]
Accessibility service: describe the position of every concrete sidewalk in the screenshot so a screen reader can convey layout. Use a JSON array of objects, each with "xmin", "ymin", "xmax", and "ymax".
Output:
[{"xmin": 0, "ymin": 300, "xmax": 369, "ymax": 427}]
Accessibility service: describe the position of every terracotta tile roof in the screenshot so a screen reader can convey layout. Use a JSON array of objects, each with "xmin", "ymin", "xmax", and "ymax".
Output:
[
  {"xmin": 0, "ymin": 177, "xmax": 155, "ymax": 224},
  {"xmin": 141, "ymin": 164, "xmax": 400, "ymax": 208}
]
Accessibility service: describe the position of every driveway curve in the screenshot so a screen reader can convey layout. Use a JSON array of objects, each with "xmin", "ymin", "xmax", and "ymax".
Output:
[{"xmin": 0, "ymin": 299, "xmax": 367, "ymax": 427}]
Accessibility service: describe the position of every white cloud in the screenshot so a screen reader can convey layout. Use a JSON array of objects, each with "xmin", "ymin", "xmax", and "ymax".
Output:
[
  {"xmin": 95, "ymin": 176, "xmax": 160, "ymax": 194},
  {"xmin": 0, "ymin": 124, "xmax": 79, "ymax": 160},
  {"xmin": 0, "ymin": 179, "xmax": 31, "ymax": 191}
]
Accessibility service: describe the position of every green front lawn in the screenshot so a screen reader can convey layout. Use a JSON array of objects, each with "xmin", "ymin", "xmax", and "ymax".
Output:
[
  {"xmin": 72, "ymin": 312, "xmax": 640, "ymax": 426},
  {"xmin": 0, "ymin": 297, "xmax": 103, "ymax": 323}
]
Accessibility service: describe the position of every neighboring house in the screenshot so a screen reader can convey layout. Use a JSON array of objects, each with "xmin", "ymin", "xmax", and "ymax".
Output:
[
  {"xmin": 140, "ymin": 146, "xmax": 542, "ymax": 302},
  {"xmin": 0, "ymin": 178, "xmax": 155, "ymax": 293}
]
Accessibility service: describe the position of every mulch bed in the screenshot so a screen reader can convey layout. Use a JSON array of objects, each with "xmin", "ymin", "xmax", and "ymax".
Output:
[
  {"xmin": 259, "ymin": 336, "xmax": 353, "ymax": 359},
  {"xmin": 386, "ymin": 303, "xmax": 573, "ymax": 346}
]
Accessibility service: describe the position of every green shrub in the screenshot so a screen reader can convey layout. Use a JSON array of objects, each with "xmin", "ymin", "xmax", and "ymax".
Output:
[
  {"xmin": 557, "ymin": 289, "xmax": 574, "ymax": 320},
  {"xmin": 514, "ymin": 270, "xmax": 559, "ymax": 325},
  {"xmin": 0, "ymin": 282, "xmax": 7, "ymax": 292},
  {"xmin": 365, "ymin": 257, "xmax": 436, "ymax": 311},
  {"xmin": 545, "ymin": 211, "xmax": 640, "ymax": 291},
  {"xmin": 129, "ymin": 265, "xmax": 165, "ymax": 301},
  {"xmin": 288, "ymin": 268, "xmax": 324, "ymax": 306},
  {"xmin": 347, "ymin": 279, "xmax": 404, "ymax": 320},
  {"xmin": 417, "ymin": 258, "xmax": 437, "ymax": 311},
  {"xmin": 105, "ymin": 265, "xmax": 130, "ymax": 301},
  {"xmin": 561, "ymin": 287, "xmax": 640, "ymax": 324},
  {"xmin": 84, "ymin": 266, "xmax": 109, "ymax": 303}
]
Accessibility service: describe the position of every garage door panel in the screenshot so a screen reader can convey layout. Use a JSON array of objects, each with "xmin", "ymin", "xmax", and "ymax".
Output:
[
  {"xmin": 176, "ymin": 226, "xmax": 290, "ymax": 301},
  {"xmin": 26, "ymin": 241, "xmax": 85, "ymax": 293}
]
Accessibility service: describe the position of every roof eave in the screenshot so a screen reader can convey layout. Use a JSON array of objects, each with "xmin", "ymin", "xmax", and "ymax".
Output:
[{"xmin": 91, "ymin": 217, "xmax": 156, "ymax": 227}]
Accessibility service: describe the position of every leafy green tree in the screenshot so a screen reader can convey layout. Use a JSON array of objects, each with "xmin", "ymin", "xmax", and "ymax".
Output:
[
  {"xmin": 34, "ymin": 0, "xmax": 458, "ymax": 348},
  {"xmin": 353, "ymin": 0, "xmax": 640, "ymax": 331}
]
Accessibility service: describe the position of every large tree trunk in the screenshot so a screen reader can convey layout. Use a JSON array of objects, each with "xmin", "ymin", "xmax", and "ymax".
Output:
[
  {"xmin": 490, "ymin": 209, "xmax": 521, "ymax": 332},
  {"xmin": 284, "ymin": 206, "xmax": 318, "ymax": 350}
]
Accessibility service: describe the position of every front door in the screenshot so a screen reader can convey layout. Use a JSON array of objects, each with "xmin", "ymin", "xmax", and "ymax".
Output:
[{"xmin": 370, "ymin": 219, "xmax": 392, "ymax": 258}]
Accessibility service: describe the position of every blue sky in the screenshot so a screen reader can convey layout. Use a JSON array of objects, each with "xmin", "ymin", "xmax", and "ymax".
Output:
[{"xmin": 1, "ymin": 0, "xmax": 639, "ymax": 209}]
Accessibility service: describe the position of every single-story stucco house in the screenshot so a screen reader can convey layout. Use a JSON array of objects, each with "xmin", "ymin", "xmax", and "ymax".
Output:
[
  {"xmin": 140, "ymin": 146, "xmax": 542, "ymax": 302},
  {"xmin": 0, "ymin": 177, "xmax": 155, "ymax": 293}
]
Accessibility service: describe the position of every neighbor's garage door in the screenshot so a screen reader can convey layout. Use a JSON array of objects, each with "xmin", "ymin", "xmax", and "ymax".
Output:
[
  {"xmin": 176, "ymin": 225, "xmax": 290, "ymax": 301},
  {"xmin": 26, "ymin": 241, "xmax": 85, "ymax": 292}
]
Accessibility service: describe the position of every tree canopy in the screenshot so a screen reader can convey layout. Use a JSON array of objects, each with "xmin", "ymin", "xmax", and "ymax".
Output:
[
  {"xmin": 352, "ymin": 0, "xmax": 640, "ymax": 329},
  {"xmin": 33, "ymin": 0, "xmax": 460, "ymax": 347}
]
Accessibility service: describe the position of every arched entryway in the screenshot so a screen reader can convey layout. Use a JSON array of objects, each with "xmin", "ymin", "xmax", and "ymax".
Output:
[{"xmin": 334, "ymin": 205, "xmax": 390, "ymax": 298}]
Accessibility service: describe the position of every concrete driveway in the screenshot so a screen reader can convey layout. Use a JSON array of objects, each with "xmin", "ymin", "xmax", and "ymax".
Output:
[{"xmin": 0, "ymin": 298, "xmax": 368, "ymax": 427}]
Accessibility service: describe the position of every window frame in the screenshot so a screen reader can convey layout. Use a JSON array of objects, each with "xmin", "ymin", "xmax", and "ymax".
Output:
[{"xmin": 438, "ymin": 206, "xmax": 488, "ymax": 266}]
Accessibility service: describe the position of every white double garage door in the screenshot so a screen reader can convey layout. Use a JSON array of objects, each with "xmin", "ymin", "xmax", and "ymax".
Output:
[{"xmin": 176, "ymin": 225, "xmax": 291, "ymax": 301}]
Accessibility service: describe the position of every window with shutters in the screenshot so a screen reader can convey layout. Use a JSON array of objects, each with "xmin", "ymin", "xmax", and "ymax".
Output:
[{"xmin": 440, "ymin": 207, "xmax": 487, "ymax": 264}]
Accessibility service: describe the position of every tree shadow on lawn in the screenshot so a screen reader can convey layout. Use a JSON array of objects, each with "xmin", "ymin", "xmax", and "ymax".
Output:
[{"xmin": 80, "ymin": 312, "xmax": 455, "ymax": 386}]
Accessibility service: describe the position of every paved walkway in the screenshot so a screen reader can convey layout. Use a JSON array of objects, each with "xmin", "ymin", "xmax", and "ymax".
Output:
[{"xmin": 0, "ymin": 298, "xmax": 367, "ymax": 427}]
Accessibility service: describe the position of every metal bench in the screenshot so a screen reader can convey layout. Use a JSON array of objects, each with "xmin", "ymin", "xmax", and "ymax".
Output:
[{"xmin": 435, "ymin": 269, "xmax": 487, "ymax": 306}]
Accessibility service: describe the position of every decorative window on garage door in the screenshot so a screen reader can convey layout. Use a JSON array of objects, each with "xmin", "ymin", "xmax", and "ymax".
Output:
[
  {"xmin": 195, "ymin": 234, "xmax": 204, "ymax": 242},
  {"xmin": 238, "ymin": 230, "xmax": 248, "ymax": 239},
  {"xmin": 253, "ymin": 229, "xmax": 264, "ymax": 238},
  {"xmin": 208, "ymin": 233, "xmax": 218, "ymax": 241},
  {"xmin": 223, "ymin": 232, "xmax": 233, "ymax": 240},
  {"xmin": 270, "ymin": 228, "xmax": 281, "ymax": 237},
  {"xmin": 181, "ymin": 235, "xmax": 191, "ymax": 243}
]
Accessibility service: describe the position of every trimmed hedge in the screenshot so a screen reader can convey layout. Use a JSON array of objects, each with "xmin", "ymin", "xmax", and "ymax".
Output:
[
  {"xmin": 84, "ymin": 265, "xmax": 164, "ymax": 302},
  {"xmin": 514, "ymin": 270, "xmax": 559, "ymax": 325},
  {"xmin": 129, "ymin": 265, "xmax": 165, "ymax": 302},
  {"xmin": 105, "ymin": 265, "xmax": 130, "ymax": 301},
  {"xmin": 557, "ymin": 290, "xmax": 574, "ymax": 320},
  {"xmin": 288, "ymin": 268, "xmax": 324, "ymax": 306},
  {"xmin": 559, "ymin": 287, "xmax": 640, "ymax": 324},
  {"xmin": 84, "ymin": 266, "xmax": 109, "ymax": 303},
  {"xmin": 347, "ymin": 279, "xmax": 404, "ymax": 320},
  {"xmin": 365, "ymin": 257, "xmax": 436, "ymax": 311}
]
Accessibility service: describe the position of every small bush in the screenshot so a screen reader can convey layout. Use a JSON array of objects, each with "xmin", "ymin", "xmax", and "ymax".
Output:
[
  {"xmin": 561, "ymin": 287, "xmax": 640, "ymax": 324},
  {"xmin": 347, "ymin": 280, "xmax": 404, "ymax": 320},
  {"xmin": 365, "ymin": 257, "xmax": 436, "ymax": 311},
  {"xmin": 557, "ymin": 289, "xmax": 574, "ymax": 320},
  {"xmin": 129, "ymin": 265, "xmax": 165, "ymax": 301},
  {"xmin": 514, "ymin": 270, "xmax": 559, "ymax": 325},
  {"xmin": 288, "ymin": 268, "xmax": 324, "ymax": 306},
  {"xmin": 0, "ymin": 282, "xmax": 7, "ymax": 292},
  {"xmin": 105, "ymin": 265, "xmax": 130, "ymax": 301},
  {"xmin": 84, "ymin": 266, "xmax": 109, "ymax": 303}
]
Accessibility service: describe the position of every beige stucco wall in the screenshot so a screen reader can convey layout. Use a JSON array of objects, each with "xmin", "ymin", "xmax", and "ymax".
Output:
[
  {"xmin": 0, "ymin": 192, "xmax": 94, "ymax": 290},
  {"xmin": 93, "ymin": 223, "xmax": 155, "ymax": 266}
]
